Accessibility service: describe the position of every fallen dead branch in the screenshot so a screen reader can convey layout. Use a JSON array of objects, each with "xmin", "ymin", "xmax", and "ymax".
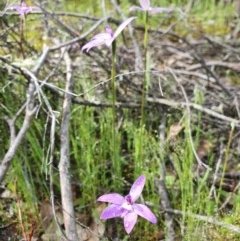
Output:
[{"xmin": 164, "ymin": 208, "xmax": 240, "ymax": 234}]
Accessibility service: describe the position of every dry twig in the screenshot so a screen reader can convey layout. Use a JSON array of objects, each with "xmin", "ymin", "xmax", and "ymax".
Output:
[
  {"xmin": 0, "ymin": 80, "xmax": 37, "ymax": 184},
  {"xmin": 164, "ymin": 208, "xmax": 240, "ymax": 234},
  {"xmin": 59, "ymin": 48, "xmax": 78, "ymax": 241}
]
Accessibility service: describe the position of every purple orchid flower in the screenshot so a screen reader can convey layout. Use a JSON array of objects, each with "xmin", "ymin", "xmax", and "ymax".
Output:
[
  {"xmin": 97, "ymin": 175, "xmax": 157, "ymax": 234},
  {"xmin": 130, "ymin": 0, "xmax": 172, "ymax": 15},
  {"xmin": 81, "ymin": 17, "xmax": 136, "ymax": 52},
  {"xmin": 6, "ymin": 2, "xmax": 40, "ymax": 18}
]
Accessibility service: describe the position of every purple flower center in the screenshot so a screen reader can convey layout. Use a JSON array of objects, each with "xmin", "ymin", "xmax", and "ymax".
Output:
[
  {"xmin": 105, "ymin": 25, "xmax": 114, "ymax": 37},
  {"xmin": 125, "ymin": 195, "xmax": 132, "ymax": 205}
]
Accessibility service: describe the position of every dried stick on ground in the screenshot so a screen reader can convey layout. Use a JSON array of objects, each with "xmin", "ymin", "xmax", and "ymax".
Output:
[
  {"xmin": 0, "ymin": 80, "xmax": 37, "ymax": 184},
  {"xmin": 164, "ymin": 208, "xmax": 240, "ymax": 234},
  {"xmin": 59, "ymin": 48, "xmax": 78, "ymax": 241},
  {"xmin": 157, "ymin": 178, "xmax": 176, "ymax": 241}
]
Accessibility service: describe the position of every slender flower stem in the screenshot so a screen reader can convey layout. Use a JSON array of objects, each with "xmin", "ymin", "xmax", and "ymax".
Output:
[
  {"xmin": 111, "ymin": 40, "xmax": 120, "ymax": 183},
  {"xmin": 143, "ymin": 11, "xmax": 149, "ymax": 62},
  {"xmin": 139, "ymin": 10, "xmax": 149, "ymax": 168},
  {"xmin": 111, "ymin": 40, "xmax": 116, "ymax": 120},
  {"xmin": 19, "ymin": 16, "xmax": 25, "ymax": 58},
  {"xmin": 217, "ymin": 123, "xmax": 234, "ymax": 204},
  {"xmin": 81, "ymin": 18, "xmax": 136, "ymax": 188}
]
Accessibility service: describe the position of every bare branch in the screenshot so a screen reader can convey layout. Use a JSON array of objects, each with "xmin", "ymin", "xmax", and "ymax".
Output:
[
  {"xmin": 0, "ymin": 80, "xmax": 37, "ymax": 184},
  {"xmin": 164, "ymin": 208, "xmax": 240, "ymax": 234},
  {"xmin": 157, "ymin": 179, "xmax": 176, "ymax": 241},
  {"xmin": 59, "ymin": 48, "xmax": 78, "ymax": 241}
]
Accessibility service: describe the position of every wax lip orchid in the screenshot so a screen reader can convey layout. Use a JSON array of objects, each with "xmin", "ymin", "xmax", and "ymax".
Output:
[
  {"xmin": 97, "ymin": 175, "xmax": 157, "ymax": 234},
  {"xmin": 81, "ymin": 17, "xmax": 136, "ymax": 52},
  {"xmin": 130, "ymin": 0, "xmax": 172, "ymax": 14},
  {"xmin": 5, "ymin": 1, "xmax": 40, "ymax": 18}
]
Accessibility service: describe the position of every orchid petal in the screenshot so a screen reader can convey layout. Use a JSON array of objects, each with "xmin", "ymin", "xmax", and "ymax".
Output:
[
  {"xmin": 112, "ymin": 17, "xmax": 136, "ymax": 42},
  {"xmin": 129, "ymin": 175, "xmax": 146, "ymax": 202},
  {"xmin": 28, "ymin": 6, "xmax": 41, "ymax": 12},
  {"xmin": 133, "ymin": 204, "xmax": 157, "ymax": 223},
  {"xmin": 129, "ymin": 6, "xmax": 145, "ymax": 12},
  {"xmin": 105, "ymin": 39, "xmax": 114, "ymax": 47},
  {"xmin": 124, "ymin": 212, "xmax": 138, "ymax": 234},
  {"xmin": 24, "ymin": 9, "xmax": 33, "ymax": 14},
  {"xmin": 7, "ymin": 5, "xmax": 22, "ymax": 12},
  {"xmin": 82, "ymin": 17, "xmax": 135, "ymax": 52},
  {"xmin": 121, "ymin": 199, "xmax": 134, "ymax": 212},
  {"xmin": 81, "ymin": 34, "xmax": 111, "ymax": 52},
  {"xmin": 139, "ymin": 0, "xmax": 150, "ymax": 10},
  {"xmin": 82, "ymin": 32, "xmax": 112, "ymax": 51},
  {"xmin": 100, "ymin": 204, "xmax": 125, "ymax": 219},
  {"xmin": 91, "ymin": 32, "xmax": 111, "ymax": 41},
  {"xmin": 97, "ymin": 193, "xmax": 124, "ymax": 204},
  {"xmin": 105, "ymin": 25, "xmax": 114, "ymax": 36},
  {"xmin": 81, "ymin": 39, "xmax": 105, "ymax": 52},
  {"xmin": 148, "ymin": 7, "xmax": 173, "ymax": 15},
  {"xmin": 5, "ymin": 2, "xmax": 39, "ymax": 17}
]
